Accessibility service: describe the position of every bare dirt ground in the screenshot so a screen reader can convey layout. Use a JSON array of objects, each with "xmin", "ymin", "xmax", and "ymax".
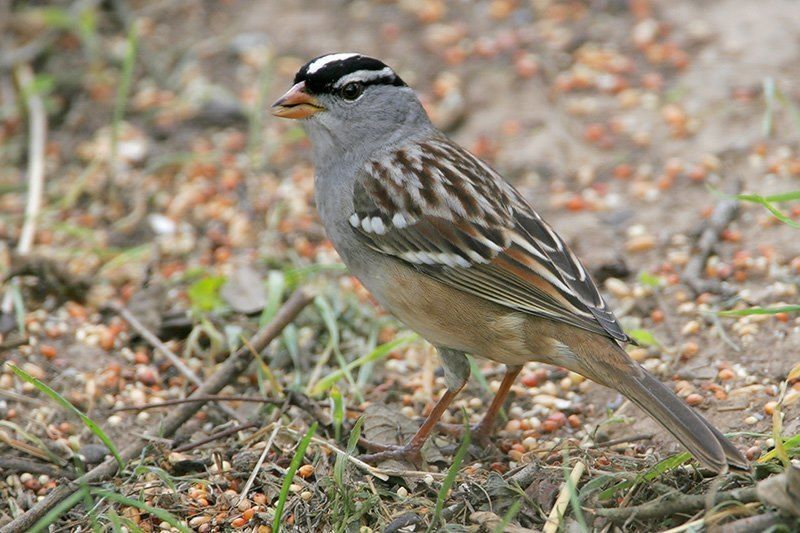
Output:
[{"xmin": 0, "ymin": 0, "xmax": 799, "ymax": 531}]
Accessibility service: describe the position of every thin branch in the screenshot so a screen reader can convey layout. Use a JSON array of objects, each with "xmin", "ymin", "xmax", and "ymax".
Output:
[
  {"xmin": 110, "ymin": 302, "xmax": 247, "ymax": 424},
  {"xmin": 589, "ymin": 433, "xmax": 654, "ymax": 449},
  {"xmin": 0, "ymin": 289, "xmax": 313, "ymax": 533},
  {"xmin": 0, "ymin": 457, "xmax": 77, "ymax": 480},
  {"xmin": 109, "ymin": 395, "xmax": 282, "ymax": 413},
  {"xmin": 683, "ymin": 182, "xmax": 741, "ymax": 295},
  {"xmin": 592, "ymin": 485, "xmax": 758, "ymax": 523},
  {"xmin": 237, "ymin": 422, "xmax": 281, "ymax": 505},
  {"xmin": 172, "ymin": 422, "xmax": 258, "ymax": 453}
]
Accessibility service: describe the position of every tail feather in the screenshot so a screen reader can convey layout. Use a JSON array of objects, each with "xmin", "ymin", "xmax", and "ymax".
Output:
[
  {"xmin": 574, "ymin": 343, "xmax": 749, "ymax": 473},
  {"xmin": 621, "ymin": 370, "xmax": 748, "ymax": 473}
]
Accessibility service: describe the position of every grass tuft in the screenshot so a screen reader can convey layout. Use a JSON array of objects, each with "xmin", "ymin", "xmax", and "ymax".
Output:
[{"xmin": 7, "ymin": 363, "xmax": 123, "ymax": 468}]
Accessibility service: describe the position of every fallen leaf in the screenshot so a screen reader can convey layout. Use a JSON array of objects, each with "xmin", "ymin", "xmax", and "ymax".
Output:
[{"xmin": 221, "ymin": 267, "xmax": 266, "ymax": 314}]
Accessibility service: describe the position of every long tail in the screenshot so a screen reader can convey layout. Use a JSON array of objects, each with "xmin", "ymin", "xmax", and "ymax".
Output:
[{"xmin": 575, "ymin": 343, "xmax": 749, "ymax": 473}]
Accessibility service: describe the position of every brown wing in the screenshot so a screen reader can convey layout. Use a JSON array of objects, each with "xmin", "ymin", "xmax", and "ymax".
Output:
[{"xmin": 350, "ymin": 136, "xmax": 631, "ymax": 344}]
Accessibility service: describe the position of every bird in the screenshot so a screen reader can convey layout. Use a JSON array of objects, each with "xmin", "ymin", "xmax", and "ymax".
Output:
[{"xmin": 271, "ymin": 52, "xmax": 749, "ymax": 473}]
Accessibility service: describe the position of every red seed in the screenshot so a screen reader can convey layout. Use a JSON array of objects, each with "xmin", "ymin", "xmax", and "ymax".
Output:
[
  {"xmin": 685, "ymin": 393, "xmax": 703, "ymax": 406},
  {"xmin": 40, "ymin": 344, "xmax": 57, "ymax": 359}
]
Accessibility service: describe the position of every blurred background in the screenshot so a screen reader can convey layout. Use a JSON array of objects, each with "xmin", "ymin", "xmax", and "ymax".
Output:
[{"xmin": 1, "ymin": 0, "xmax": 799, "ymax": 530}]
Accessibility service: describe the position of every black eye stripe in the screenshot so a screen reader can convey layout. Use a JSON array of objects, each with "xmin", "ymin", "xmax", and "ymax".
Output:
[{"xmin": 294, "ymin": 54, "xmax": 406, "ymax": 95}]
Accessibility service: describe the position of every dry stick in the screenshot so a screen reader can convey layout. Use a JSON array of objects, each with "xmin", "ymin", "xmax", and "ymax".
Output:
[
  {"xmin": 0, "ymin": 289, "xmax": 313, "ymax": 533},
  {"xmin": 111, "ymin": 303, "xmax": 247, "ymax": 424},
  {"xmin": 110, "ymin": 395, "xmax": 282, "ymax": 412},
  {"xmin": 172, "ymin": 422, "xmax": 259, "ymax": 453},
  {"xmin": 0, "ymin": 457, "xmax": 77, "ymax": 480},
  {"xmin": 589, "ymin": 433, "xmax": 654, "ymax": 449},
  {"xmin": 592, "ymin": 485, "xmax": 758, "ymax": 523},
  {"xmin": 543, "ymin": 461, "xmax": 586, "ymax": 533},
  {"xmin": 682, "ymin": 187, "xmax": 741, "ymax": 295},
  {"xmin": 1, "ymin": 64, "xmax": 47, "ymax": 316},
  {"xmin": 237, "ymin": 422, "xmax": 281, "ymax": 506}
]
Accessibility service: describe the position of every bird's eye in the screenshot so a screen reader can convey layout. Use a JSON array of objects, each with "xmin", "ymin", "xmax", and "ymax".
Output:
[{"xmin": 339, "ymin": 82, "xmax": 364, "ymax": 101}]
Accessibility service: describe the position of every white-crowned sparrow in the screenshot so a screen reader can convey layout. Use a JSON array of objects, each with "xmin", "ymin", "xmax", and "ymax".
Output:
[{"xmin": 271, "ymin": 53, "xmax": 748, "ymax": 472}]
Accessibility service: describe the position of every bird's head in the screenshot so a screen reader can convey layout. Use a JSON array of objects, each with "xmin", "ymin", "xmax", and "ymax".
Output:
[{"xmin": 271, "ymin": 53, "xmax": 431, "ymax": 156}]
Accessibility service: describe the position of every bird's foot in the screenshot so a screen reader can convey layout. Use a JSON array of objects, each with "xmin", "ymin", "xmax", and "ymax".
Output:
[
  {"xmin": 357, "ymin": 438, "xmax": 423, "ymax": 465},
  {"xmin": 436, "ymin": 422, "xmax": 494, "ymax": 448}
]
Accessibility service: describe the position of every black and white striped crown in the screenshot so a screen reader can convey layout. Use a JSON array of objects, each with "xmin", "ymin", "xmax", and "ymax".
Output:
[{"xmin": 294, "ymin": 53, "xmax": 406, "ymax": 95}]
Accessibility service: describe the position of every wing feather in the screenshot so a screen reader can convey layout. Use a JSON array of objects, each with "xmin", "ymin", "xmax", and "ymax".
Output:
[{"xmin": 350, "ymin": 136, "xmax": 632, "ymax": 344}]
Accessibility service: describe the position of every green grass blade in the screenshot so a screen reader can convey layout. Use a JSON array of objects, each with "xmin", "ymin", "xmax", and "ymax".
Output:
[
  {"xmin": 761, "ymin": 191, "xmax": 800, "ymax": 202},
  {"xmin": 494, "ymin": 500, "xmax": 522, "ymax": 533},
  {"xmin": 429, "ymin": 421, "xmax": 470, "ymax": 531},
  {"xmin": 315, "ymin": 296, "xmax": 361, "ymax": 400},
  {"xmin": 310, "ymin": 335, "xmax": 418, "ymax": 395},
  {"xmin": 718, "ymin": 305, "xmax": 800, "ymax": 317},
  {"xmin": 762, "ymin": 77, "xmax": 776, "ymax": 136},
  {"xmin": 330, "ymin": 386, "xmax": 344, "ymax": 442},
  {"xmin": 7, "ymin": 363, "xmax": 123, "ymax": 468},
  {"xmin": 110, "ymin": 23, "xmax": 138, "ymax": 165},
  {"xmin": 92, "ymin": 489, "xmax": 189, "ymax": 532},
  {"xmin": 273, "ymin": 422, "xmax": 317, "ymax": 533},
  {"xmin": 259, "ymin": 270, "xmax": 286, "ymax": 327},
  {"xmin": 29, "ymin": 486, "xmax": 89, "ymax": 533},
  {"xmin": 334, "ymin": 416, "xmax": 364, "ymax": 488},
  {"xmin": 735, "ymin": 193, "xmax": 800, "ymax": 229},
  {"xmin": 563, "ymin": 453, "xmax": 588, "ymax": 532}
]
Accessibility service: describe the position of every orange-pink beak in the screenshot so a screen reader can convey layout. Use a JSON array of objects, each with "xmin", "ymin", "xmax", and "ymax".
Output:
[{"xmin": 271, "ymin": 81, "xmax": 324, "ymax": 119}]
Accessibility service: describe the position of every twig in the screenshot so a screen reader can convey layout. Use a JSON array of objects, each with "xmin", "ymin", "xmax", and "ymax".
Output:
[
  {"xmin": 1, "ymin": 64, "xmax": 47, "ymax": 316},
  {"xmin": 716, "ymin": 512, "xmax": 794, "ymax": 533},
  {"xmin": 237, "ymin": 422, "xmax": 281, "ymax": 506},
  {"xmin": 109, "ymin": 395, "xmax": 282, "ymax": 413},
  {"xmin": 0, "ymin": 289, "xmax": 313, "ymax": 533},
  {"xmin": 110, "ymin": 302, "xmax": 247, "ymax": 424},
  {"xmin": 543, "ymin": 461, "xmax": 585, "ymax": 533},
  {"xmin": 0, "ymin": 457, "xmax": 77, "ymax": 480},
  {"xmin": 0, "ymin": 32, "xmax": 60, "ymax": 72},
  {"xmin": 592, "ymin": 485, "xmax": 758, "ymax": 523},
  {"xmin": 589, "ymin": 433, "xmax": 654, "ymax": 449},
  {"xmin": 683, "ymin": 185, "xmax": 741, "ymax": 295},
  {"xmin": 172, "ymin": 422, "xmax": 258, "ymax": 453}
]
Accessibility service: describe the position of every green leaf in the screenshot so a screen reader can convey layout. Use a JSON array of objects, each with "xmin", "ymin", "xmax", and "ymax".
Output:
[
  {"xmin": 274, "ymin": 423, "xmax": 317, "ymax": 533},
  {"xmin": 187, "ymin": 275, "xmax": 226, "ymax": 312},
  {"xmin": 7, "ymin": 364, "xmax": 123, "ymax": 468},
  {"xmin": 718, "ymin": 305, "xmax": 800, "ymax": 317},
  {"xmin": 638, "ymin": 271, "xmax": 665, "ymax": 288},
  {"xmin": 627, "ymin": 328, "xmax": 659, "ymax": 347}
]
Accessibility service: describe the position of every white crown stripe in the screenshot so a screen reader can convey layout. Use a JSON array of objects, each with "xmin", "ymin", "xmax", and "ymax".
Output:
[
  {"xmin": 333, "ymin": 67, "xmax": 396, "ymax": 88},
  {"xmin": 306, "ymin": 53, "xmax": 360, "ymax": 74}
]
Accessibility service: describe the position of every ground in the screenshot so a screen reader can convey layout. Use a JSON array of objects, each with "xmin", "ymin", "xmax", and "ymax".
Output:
[{"xmin": 0, "ymin": 0, "xmax": 799, "ymax": 531}]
